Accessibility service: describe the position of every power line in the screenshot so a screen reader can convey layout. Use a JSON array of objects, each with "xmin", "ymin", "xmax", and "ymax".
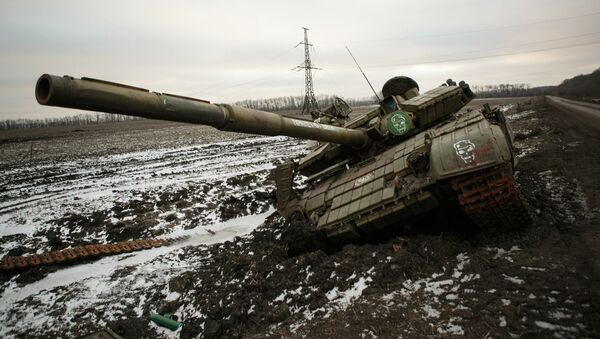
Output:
[
  {"xmin": 348, "ymin": 31, "xmax": 600, "ymax": 67},
  {"xmin": 423, "ymin": 31, "xmax": 600, "ymax": 60},
  {"xmin": 340, "ymin": 11, "xmax": 600, "ymax": 44},
  {"xmin": 338, "ymin": 40, "xmax": 600, "ymax": 69},
  {"xmin": 185, "ymin": 47, "xmax": 296, "ymax": 98}
]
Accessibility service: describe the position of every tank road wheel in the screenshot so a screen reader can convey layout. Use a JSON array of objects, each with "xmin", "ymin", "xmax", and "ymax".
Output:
[{"xmin": 451, "ymin": 165, "xmax": 531, "ymax": 231}]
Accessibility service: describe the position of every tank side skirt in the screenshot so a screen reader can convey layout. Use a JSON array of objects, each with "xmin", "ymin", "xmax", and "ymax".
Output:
[{"xmin": 322, "ymin": 187, "xmax": 439, "ymax": 243}]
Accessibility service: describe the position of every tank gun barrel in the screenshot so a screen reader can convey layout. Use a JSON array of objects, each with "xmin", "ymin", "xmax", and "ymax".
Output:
[{"xmin": 35, "ymin": 74, "xmax": 369, "ymax": 147}]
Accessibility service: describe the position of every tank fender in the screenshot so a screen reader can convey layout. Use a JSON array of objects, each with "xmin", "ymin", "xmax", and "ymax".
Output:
[{"xmin": 430, "ymin": 122, "xmax": 512, "ymax": 180}]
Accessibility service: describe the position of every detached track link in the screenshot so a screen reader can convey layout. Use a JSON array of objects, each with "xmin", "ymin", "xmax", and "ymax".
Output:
[
  {"xmin": 451, "ymin": 165, "xmax": 531, "ymax": 230},
  {"xmin": 1, "ymin": 236, "xmax": 189, "ymax": 275}
]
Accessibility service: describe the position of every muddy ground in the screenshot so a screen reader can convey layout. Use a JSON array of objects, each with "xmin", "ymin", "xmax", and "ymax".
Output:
[{"xmin": 1, "ymin": 97, "xmax": 599, "ymax": 338}]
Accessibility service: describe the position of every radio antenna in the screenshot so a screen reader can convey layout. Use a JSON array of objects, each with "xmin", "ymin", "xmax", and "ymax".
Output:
[{"xmin": 346, "ymin": 46, "xmax": 381, "ymax": 102}]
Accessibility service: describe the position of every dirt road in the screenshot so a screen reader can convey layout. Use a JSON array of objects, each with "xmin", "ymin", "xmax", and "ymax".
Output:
[
  {"xmin": 547, "ymin": 96, "xmax": 600, "ymax": 133},
  {"xmin": 537, "ymin": 95, "xmax": 600, "ymax": 311}
]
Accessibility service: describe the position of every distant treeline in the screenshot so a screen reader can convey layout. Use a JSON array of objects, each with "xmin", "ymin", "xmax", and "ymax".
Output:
[
  {"xmin": 1, "ymin": 95, "xmax": 378, "ymax": 131},
  {"xmin": 555, "ymin": 69, "xmax": 600, "ymax": 98},
  {"xmin": 0, "ymin": 113, "xmax": 140, "ymax": 131},
  {"xmin": 4, "ymin": 70, "xmax": 598, "ymax": 130},
  {"xmin": 233, "ymin": 94, "xmax": 378, "ymax": 112},
  {"xmin": 474, "ymin": 68, "xmax": 600, "ymax": 99}
]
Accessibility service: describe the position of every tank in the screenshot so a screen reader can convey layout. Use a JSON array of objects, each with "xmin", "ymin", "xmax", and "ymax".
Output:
[{"xmin": 35, "ymin": 74, "xmax": 530, "ymax": 249}]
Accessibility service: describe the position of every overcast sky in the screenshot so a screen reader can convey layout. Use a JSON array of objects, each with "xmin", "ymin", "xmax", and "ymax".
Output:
[{"xmin": 1, "ymin": 0, "xmax": 599, "ymax": 119}]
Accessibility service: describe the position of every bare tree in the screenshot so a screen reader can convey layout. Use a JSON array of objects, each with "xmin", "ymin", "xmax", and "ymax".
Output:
[{"xmin": 0, "ymin": 113, "xmax": 141, "ymax": 131}]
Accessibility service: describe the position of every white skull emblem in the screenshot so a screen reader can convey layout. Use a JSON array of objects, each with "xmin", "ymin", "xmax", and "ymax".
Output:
[{"xmin": 453, "ymin": 140, "xmax": 476, "ymax": 164}]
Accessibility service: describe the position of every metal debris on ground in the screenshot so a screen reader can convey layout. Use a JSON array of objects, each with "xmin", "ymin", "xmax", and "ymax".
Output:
[{"xmin": 1, "ymin": 235, "xmax": 190, "ymax": 274}]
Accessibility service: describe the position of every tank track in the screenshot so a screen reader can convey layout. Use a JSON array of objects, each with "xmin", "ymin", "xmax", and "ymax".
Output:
[
  {"xmin": 451, "ymin": 165, "xmax": 531, "ymax": 230},
  {"xmin": 1, "ymin": 236, "xmax": 189, "ymax": 275}
]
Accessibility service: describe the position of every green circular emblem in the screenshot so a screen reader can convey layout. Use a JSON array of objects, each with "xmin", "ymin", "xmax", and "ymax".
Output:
[{"xmin": 388, "ymin": 111, "xmax": 412, "ymax": 136}]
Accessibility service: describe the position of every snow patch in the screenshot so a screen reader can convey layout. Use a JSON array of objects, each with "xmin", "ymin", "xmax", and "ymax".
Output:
[
  {"xmin": 327, "ymin": 276, "xmax": 372, "ymax": 310},
  {"xmin": 422, "ymin": 304, "xmax": 440, "ymax": 318},
  {"xmin": 502, "ymin": 274, "xmax": 525, "ymax": 285},
  {"xmin": 535, "ymin": 320, "xmax": 578, "ymax": 333}
]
